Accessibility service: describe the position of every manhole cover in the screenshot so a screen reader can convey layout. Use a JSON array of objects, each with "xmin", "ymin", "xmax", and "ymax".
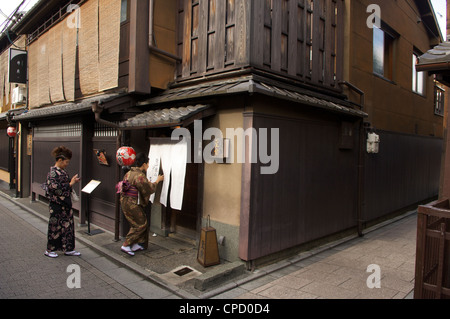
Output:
[{"xmin": 174, "ymin": 267, "xmax": 194, "ymax": 276}]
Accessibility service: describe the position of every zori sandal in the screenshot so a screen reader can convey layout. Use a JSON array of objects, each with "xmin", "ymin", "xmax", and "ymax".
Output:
[
  {"xmin": 121, "ymin": 246, "xmax": 135, "ymax": 256},
  {"xmin": 44, "ymin": 251, "xmax": 58, "ymax": 258},
  {"xmin": 131, "ymin": 243, "xmax": 144, "ymax": 252},
  {"xmin": 64, "ymin": 251, "xmax": 81, "ymax": 256}
]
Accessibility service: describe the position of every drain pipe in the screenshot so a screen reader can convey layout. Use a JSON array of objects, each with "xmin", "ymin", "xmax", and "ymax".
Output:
[
  {"xmin": 92, "ymin": 101, "xmax": 120, "ymax": 129},
  {"xmin": 149, "ymin": 0, "xmax": 181, "ymax": 63},
  {"xmin": 92, "ymin": 101, "xmax": 122, "ymax": 241}
]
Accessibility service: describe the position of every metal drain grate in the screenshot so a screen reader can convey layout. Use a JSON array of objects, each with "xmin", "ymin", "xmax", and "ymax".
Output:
[{"xmin": 174, "ymin": 267, "xmax": 194, "ymax": 277}]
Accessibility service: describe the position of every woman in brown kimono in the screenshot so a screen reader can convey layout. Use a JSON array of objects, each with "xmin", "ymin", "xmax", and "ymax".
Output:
[{"xmin": 118, "ymin": 153, "xmax": 163, "ymax": 256}]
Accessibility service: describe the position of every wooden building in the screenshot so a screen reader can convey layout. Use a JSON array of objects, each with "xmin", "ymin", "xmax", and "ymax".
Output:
[{"xmin": 2, "ymin": 0, "xmax": 445, "ymax": 265}]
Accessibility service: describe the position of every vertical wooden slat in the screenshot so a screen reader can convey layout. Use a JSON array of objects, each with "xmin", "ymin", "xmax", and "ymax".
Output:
[
  {"xmin": 288, "ymin": 0, "xmax": 298, "ymax": 76},
  {"xmin": 182, "ymin": 0, "xmax": 192, "ymax": 77},
  {"xmin": 234, "ymin": 0, "xmax": 249, "ymax": 66},
  {"xmin": 305, "ymin": 0, "xmax": 312, "ymax": 79},
  {"xmin": 436, "ymin": 222, "xmax": 447, "ymax": 298},
  {"xmin": 225, "ymin": 0, "xmax": 235, "ymax": 65},
  {"xmin": 280, "ymin": 0, "xmax": 289, "ymax": 72},
  {"xmin": 415, "ymin": 212, "xmax": 427, "ymax": 298},
  {"xmin": 271, "ymin": 0, "xmax": 281, "ymax": 72},
  {"xmin": 323, "ymin": 0, "xmax": 332, "ymax": 86},
  {"xmin": 250, "ymin": 0, "xmax": 264, "ymax": 67},
  {"xmin": 191, "ymin": 1, "xmax": 199, "ymax": 74},
  {"xmin": 214, "ymin": 0, "xmax": 226, "ymax": 70},
  {"xmin": 297, "ymin": 0, "xmax": 306, "ymax": 78},
  {"xmin": 335, "ymin": 0, "xmax": 344, "ymax": 82},
  {"xmin": 207, "ymin": 0, "xmax": 216, "ymax": 70},
  {"xmin": 263, "ymin": 0, "xmax": 272, "ymax": 66},
  {"xmin": 198, "ymin": 0, "xmax": 208, "ymax": 74},
  {"xmin": 311, "ymin": 0, "xmax": 320, "ymax": 83}
]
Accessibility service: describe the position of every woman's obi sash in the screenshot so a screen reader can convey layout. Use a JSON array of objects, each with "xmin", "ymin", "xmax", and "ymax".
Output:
[{"xmin": 116, "ymin": 180, "xmax": 138, "ymax": 198}]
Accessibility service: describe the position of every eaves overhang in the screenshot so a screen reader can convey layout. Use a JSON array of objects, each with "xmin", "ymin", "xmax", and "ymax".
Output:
[
  {"xmin": 137, "ymin": 76, "xmax": 368, "ymax": 119},
  {"xmin": 13, "ymin": 93, "xmax": 121, "ymax": 122}
]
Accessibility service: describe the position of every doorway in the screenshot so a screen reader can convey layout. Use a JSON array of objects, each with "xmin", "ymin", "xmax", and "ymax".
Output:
[
  {"xmin": 148, "ymin": 137, "xmax": 201, "ymax": 240},
  {"xmin": 167, "ymin": 161, "xmax": 200, "ymax": 239}
]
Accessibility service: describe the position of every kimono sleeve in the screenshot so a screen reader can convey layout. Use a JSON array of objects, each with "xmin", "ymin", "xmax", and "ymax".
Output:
[{"xmin": 135, "ymin": 173, "xmax": 157, "ymax": 207}]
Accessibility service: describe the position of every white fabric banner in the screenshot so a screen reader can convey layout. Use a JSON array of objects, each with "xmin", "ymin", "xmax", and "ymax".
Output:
[{"xmin": 148, "ymin": 140, "xmax": 187, "ymax": 210}]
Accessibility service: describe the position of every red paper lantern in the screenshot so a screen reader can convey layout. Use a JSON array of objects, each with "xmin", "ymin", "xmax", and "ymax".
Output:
[
  {"xmin": 7, "ymin": 126, "xmax": 16, "ymax": 138},
  {"xmin": 116, "ymin": 146, "xmax": 136, "ymax": 166}
]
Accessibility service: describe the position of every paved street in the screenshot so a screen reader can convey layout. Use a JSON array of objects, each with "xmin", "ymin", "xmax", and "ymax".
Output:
[
  {"xmin": 0, "ymin": 191, "xmax": 418, "ymax": 300},
  {"xmin": 0, "ymin": 196, "xmax": 179, "ymax": 299},
  {"xmin": 212, "ymin": 212, "xmax": 417, "ymax": 299}
]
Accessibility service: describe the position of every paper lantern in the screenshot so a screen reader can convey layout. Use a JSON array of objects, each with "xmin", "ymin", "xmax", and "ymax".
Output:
[
  {"xmin": 116, "ymin": 146, "xmax": 136, "ymax": 166},
  {"xmin": 7, "ymin": 126, "xmax": 16, "ymax": 138}
]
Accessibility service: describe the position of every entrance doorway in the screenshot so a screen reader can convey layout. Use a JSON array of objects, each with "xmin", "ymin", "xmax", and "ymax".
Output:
[
  {"xmin": 148, "ymin": 137, "xmax": 201, "ymax": 240},
  {"xmin": 167, "ymin": 162, "xmax": 199, "ymax": 239}
]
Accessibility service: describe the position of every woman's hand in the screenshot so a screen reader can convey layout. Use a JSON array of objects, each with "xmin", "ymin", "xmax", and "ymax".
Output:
[
  {"xmin": 70, "ymin": 174, "xmax": 80, "ymax": 187},
  {"xmin": 156, "ymin": 174, "xmax": 164, "ymax": 184}
]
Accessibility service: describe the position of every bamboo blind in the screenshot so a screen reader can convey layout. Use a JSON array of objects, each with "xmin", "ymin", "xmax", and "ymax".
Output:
[
  {"xmin": 37, "ymin": 31, "xmax": 51, "ymax": 106},
  {"xmin": 27, "ymin": 0, "xmax": 120, "ymax": 108},
  {"xmin": 48, "ymin": 23, "xmax": 65, "ymax": 103},
  {"xmin": 62, "ymin": 12, "xmax": 78, "ymax": 102},
  {"xmin": 29, "ymin": 23, "xmax": 64, "ymax": 107},
  {"xmin": 28, "ymin": 38, "xmax": 38, "ymax": 108},
  {"xmin": 98, "ymin": 0, "xmax": 120, "ymax": 91},
  {"xmin": 78, "ymin": 0, "xmax": 99, "ymax": 95}
]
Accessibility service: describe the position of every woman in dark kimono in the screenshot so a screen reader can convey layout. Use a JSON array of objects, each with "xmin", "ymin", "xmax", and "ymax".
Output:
[
  {"xmin": 44, "ymin": 146, "xmax": 81, "ymax": 258},
  {"xmin": 118, "ymin": 153, "xmax": 163, "ymax": 256}
]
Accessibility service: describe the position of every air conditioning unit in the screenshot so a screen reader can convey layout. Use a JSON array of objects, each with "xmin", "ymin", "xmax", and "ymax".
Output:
[{"xmin": 12, "ymin": 86, "xmax": 27, "ymax": 107}]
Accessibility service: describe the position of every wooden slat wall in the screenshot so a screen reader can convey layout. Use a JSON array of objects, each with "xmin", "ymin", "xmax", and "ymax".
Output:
[
  {"xmin": 178, "ymin": 0, "xmax": 250, "ymax": 78},
  {"xmin": 240, "ymin": 112, "xmax": 359, "ymax": 261},
  {"xmin": 177, "ymin": 0, "xmax": 343, "ymax": 90},
  {"xmin": 31, "ymin": 137, "xmax": 81, "ymax": 212},
  {"xmin": 88, "ymin": 137, "xmax": 118, "ymax": 230},
  {"xmin": 251, "ymin": 0, "xmax": 342, "ymax": 87},
  {"xmin": 363, "ymin": 131, "xmax": 443, "ymax": 222}
]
